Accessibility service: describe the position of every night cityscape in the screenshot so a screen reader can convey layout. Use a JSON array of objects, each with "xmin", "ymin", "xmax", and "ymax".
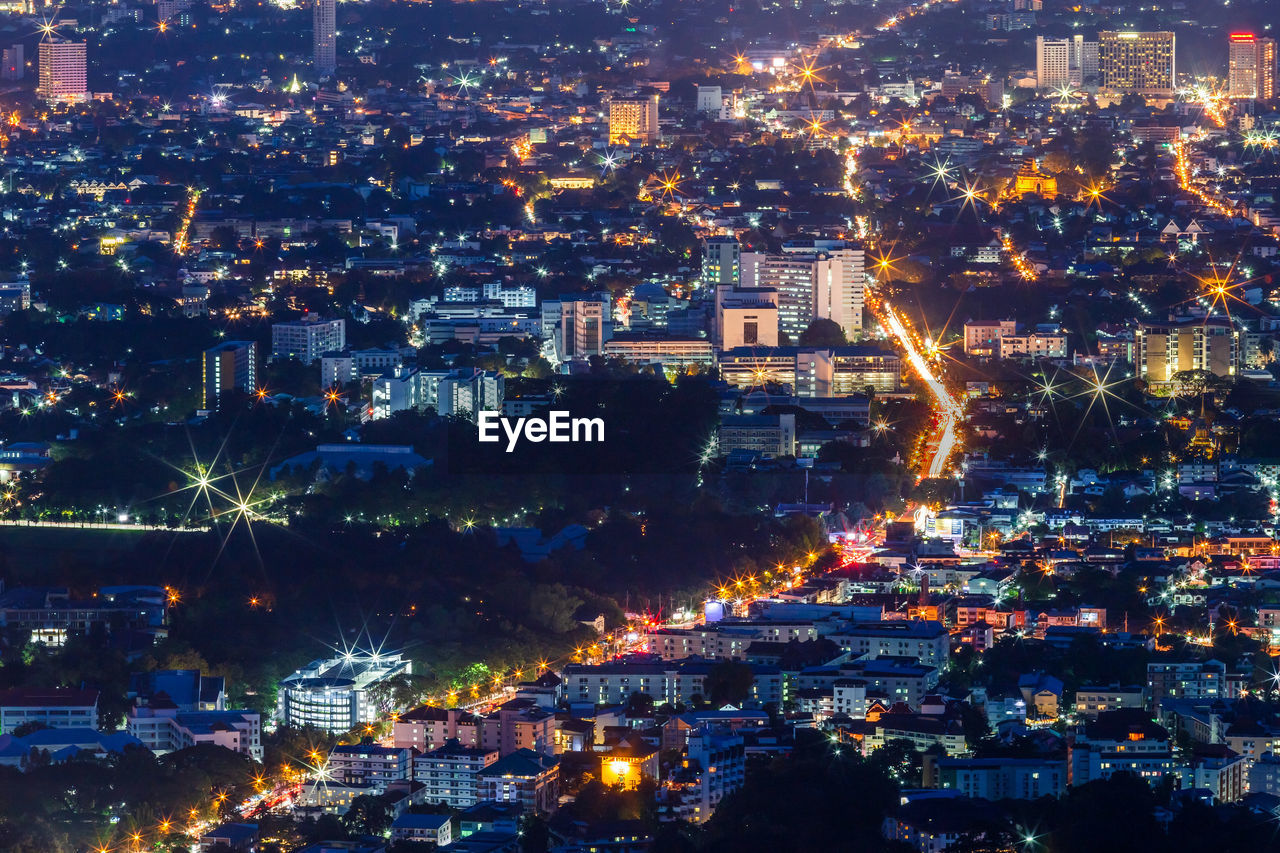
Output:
[{"xmin": 2, "ymin": 0, "xmax": 1280, "ymax": 849}]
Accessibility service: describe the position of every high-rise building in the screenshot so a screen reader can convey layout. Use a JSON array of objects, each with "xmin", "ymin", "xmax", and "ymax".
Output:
[
  {"xmin": 701, "ymin": 237, "xmax": 740, "ymax": 287},
  {"xmin": 608, "ymin": 94, "xmax": 660, "ymax": 145},
  {"xmin": 1073, "ymin": 35, "xmax": 1099, "ymax": 84},
  {"xmin": 1098, "ymin": 31, "xmax": 1176, "ymax": 98},
  {"xmin": 313, "ymin": 0, "xmax": 336, "ymax": 76},
  {"xmin": 815, "ymin": 247, "xmax": 865, "ymax": 339},
  {"xmin": 1036, "ymin": 37, "xmax": 1072, "ymax": 90},
  {"xmin": 2, "ymin": 45, "xmax": 23, "ymax": 82},
  {"xmin": 740, "ymin": 246, "xmax": 865, "ymax": 341},
  {"xmin": 1228, "ymin": 33, "xmax": 1277, "ymax": 100},
  {"xmin": 202, "ymin": 341, "xmax": 257, "ymax": 409},
  {"xmin": 271, "ymin": 315, "xmax": 346, "ymax": 363},
  {"xmin": 1136, "ymin": 318, "xmax": 1238, "ymax": 384},
  {"xmin": 541, "ymin": 293, "xmax": 613, "ymax": 362},
  {"xmin": 36, "ymin": 39, "xmax": 86, "ymax": 104}
]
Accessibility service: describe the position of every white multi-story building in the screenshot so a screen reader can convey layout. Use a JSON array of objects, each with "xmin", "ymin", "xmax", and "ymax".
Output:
[
  {"xmin": 320, "ymin": 347, "xmax": 406, "ymax": 387},
  {"xmin": 328, "ymin": 743, "xmax": 412, "ymax": 787},
  {"xmin": 1036, "ymin": 36, "xmax": 1096, "ymax": 89},
  {"xmin": 127, "ymin": 707, "xmax": 262, "ymax": 761},
  {"xmin": 702, "ymin": 237, "xmax": 740, "ymax": 287},
  {"xmin": 826, "ymin": 621, "xmax": 950, "ymax": 668},
  {"xmin": 658, "ymin": 728, "xmax": 746, "ymax": 823},
  {"xmin": 271, "ymin": 315, "xmax": 345, "ymax": 363},
  {"xmin": 313, "ymin": 0, "xmax": 335, "ymax": 75},
  {"xmin": 37, "ymin": 39, "xmax": 87, "ymax": 104},
  {"xmin": 560, "ymin": 657, "xmax": 785, "ymax": 708},
  {"xmin": 414, "ymin": 741, "xmax": 500, "ymax": 808},
  {"xmin": 1068, "ymin": 710, "xmax": 1175, "ymax": 786},
  {"xmin": 436, "ymin": 369, "xmax": 504, "ymax": 420},
  {"xmin": 0, "ymin": 687, "xmax": 99, "ymax": 734},
  {"xmin": 278, "ymin": 652, "xmax": 411, "ymax": 733},
  {"xmin": 740, "ymin": 246, "xmax": 865, "ymax": 341},
  {"xmin": 371, "ymin": 367, "xmax": 503, "ymax": 420},
  {"xmin": 444, "ymin": 282, "xmax": 538, "ymax": 308}
]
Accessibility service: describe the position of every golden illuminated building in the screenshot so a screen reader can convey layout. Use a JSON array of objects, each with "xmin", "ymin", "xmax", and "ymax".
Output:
[
  {"xmin": 1013, "ymin": 159, "xmax": 1057, "ymax": 198},
  {"xmin": 599, "ymin": 736, "xmax": 659, "ymax": 789},
  {"xmin": 608, "ymin": 94, "xmax": 660, "ymax": 145},
  {"xmin": 1098, "ymin": 31, "xmax": 1176, "ymax": 97}
]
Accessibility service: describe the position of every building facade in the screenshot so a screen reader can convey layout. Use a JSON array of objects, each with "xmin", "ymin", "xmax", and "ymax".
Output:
[
  {"xmin": 271, "ymin": 315, "xmax": 346, "ymax": 363},
  {"xmin": 608, "ymin": 95, "xmax": 660, "ymax": 145},
  {"xmin": 313, "ymin": 0, "xmax": 336, "ymax": 75},
  {"xmin": 202, "ymin": 341, "xmax": 257, "ymax": 409},
  {"xmin": 277, "ymin": 652, "xmax": 411, "ymax": 733},
  {"xmin": 1228, "ymin": 33, "xmax": 1277, "ymax": 99},
  {"xmin": 37, "ymin": 39, "xmax": 86, "ymax": 104},
  {"xmin": 1098, "ymin": 31, "xmax": 1176, "ymax": 98}
]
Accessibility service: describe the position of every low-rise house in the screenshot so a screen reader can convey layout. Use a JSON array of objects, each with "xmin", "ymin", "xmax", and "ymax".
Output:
[{"xmin": 390, "ymin": 812, "xmax": 452, "ymax": 846}]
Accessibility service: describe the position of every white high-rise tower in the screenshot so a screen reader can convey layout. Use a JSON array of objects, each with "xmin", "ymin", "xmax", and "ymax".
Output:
[{"xmin": 313, "ymin": 0, "xmax": 336, "ymax": 77}]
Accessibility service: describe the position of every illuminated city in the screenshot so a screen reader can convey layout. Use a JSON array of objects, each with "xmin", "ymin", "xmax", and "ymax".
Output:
[{"xmin": 0, "ymin": 0, "xmax": 1279, "ymax": 850}]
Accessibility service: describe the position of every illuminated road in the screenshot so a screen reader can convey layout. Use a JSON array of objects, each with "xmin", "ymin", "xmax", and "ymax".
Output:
[
  {"xmin": 1172, "ymin": 134, "xmax": 1233, "ymax": 217},
  {"xmin": 0, "ymin": 518, "xmax": 208, "ymax": 532},
  {"xmin": 874, "ymin": 300, "xmax": 963, "ymax": 480}
]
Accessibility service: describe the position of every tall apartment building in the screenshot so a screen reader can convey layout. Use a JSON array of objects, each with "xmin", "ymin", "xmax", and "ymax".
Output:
[
  {"xmin": 542, "ymin": 293, "xmax": 612, "ymax": 362},
  {"xmin": 37, "ymin": 39, "xmax": 87, "ymax": 104},
  {"xmin": 1036, "ymin": 35, "xmax": 1099, "ymax": 89},
  {"xmin": 1136, "ymin": 318, "xmax": 1238, "ymax": 384},
  {"xmin": 313, "ymin": 0, "xmax": 336, "ymax": 75},
  {"xmin": 271, "ymin": 315, "xmax": 345, "ymax": 363},
  {"xmin": 608, "ymin": 94, "xmax": 660, "ymax": 145},
  {"xmin": 739, "ymin": 248, "xmax": 864, "ymax": 341},
  {"xmin": 2, "ymin": 44, "xmax": 22, "ymax": 81},
  {"xmin": 1076, "ymin": 36, "xmax": 1100, "ymax": 84},
  {"xmin": 1098, "ymin": 31, "xmax": 1176, "ymax": 98},
  {"xmin": 701, "ymin": 237, "xmax": 740, "ymax": 287},
  {"xmin": 202, "ymin": 341, "xmax": 257, "ymax": 409},
  {"xmin": 1036, "ymin": 37, "xmax": 1072, "ymax": 89},
  {"xmin": 1228, "ymin": 33, "xmax": 1277, "ymax": 100}
]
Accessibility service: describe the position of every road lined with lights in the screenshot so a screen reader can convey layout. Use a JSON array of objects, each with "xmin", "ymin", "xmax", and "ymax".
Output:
[
  {"xmin": 873, "ymin": 297, "xmax": 964, "ymax": 480},
  {"xmin": 1173, "ymin": 134, "xmax": 1234, "ymax": 217}
]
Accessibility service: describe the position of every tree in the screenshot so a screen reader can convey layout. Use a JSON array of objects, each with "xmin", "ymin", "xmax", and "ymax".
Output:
[
  {"xmin": 10, "ymin": 721, "xmax": 51, "ymax": 738},
  {"xmin": 342, "ymin": 794, "xmax": 392, "ymax": 836},
  {"xmin": 798, "ymin": 317, "xmax": 847, "ymax": 348},
  {"xmin": 704, "ymin": 660, "xmax": 756, "ymax": 707}
]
